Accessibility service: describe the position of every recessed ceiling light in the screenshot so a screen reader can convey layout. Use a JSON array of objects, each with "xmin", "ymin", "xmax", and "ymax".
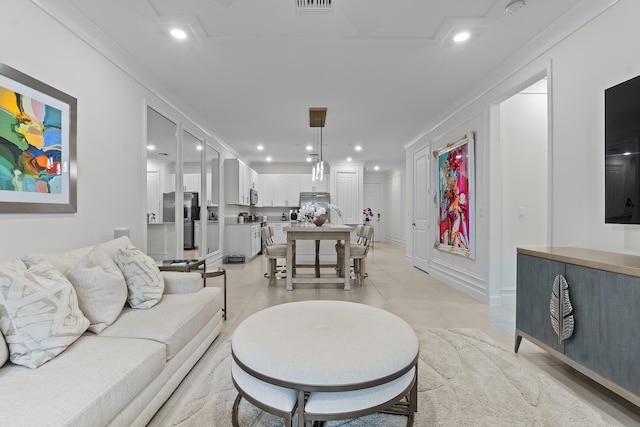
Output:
[
  {"xmin": 453, "ymin": 32, "xmax": 470, "ymax": 43},
  {"xmin": 505, "ymin": 0, "xmax": 525, "ymax": 15},
  {"xmin": 306, "ymin": 145, "xmax": 313, "ymax": 151},
  {"xmin": 266, "ymin": 156, "xmax": 272, "ymax": 162},
  {"xmin": 146, "ymin": 144, "xmax": 156, "ymax": 150},
  {"xmin": 354, "ymin": 145, "xmax": 362, "ymax": 152},
  {"xmin": 374, "ymin": 166, "xmax": 380, "ymax": 171},
  {"xmin": 170, "ymin": 28, "xmax": 187, "ymax": 40},
  {"xmin": 346, "ymin": 157, "xmax": 352, "ymax": 162},
  {"xmin": 306, "ymin": 157, "xmax": 312, "ymax": 162},
  {"xmin": 257, "ymin": 144, "xmax": 264, "ymax": 151},
  {"xmin": 196, "ymin": 145, "xmax": 203, "ymax": 150}
]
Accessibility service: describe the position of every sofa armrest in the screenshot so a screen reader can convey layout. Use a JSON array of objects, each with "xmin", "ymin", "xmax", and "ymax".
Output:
[{"xmin": 161, "ymin": 271, "xmax": 203, "ymax": 294}]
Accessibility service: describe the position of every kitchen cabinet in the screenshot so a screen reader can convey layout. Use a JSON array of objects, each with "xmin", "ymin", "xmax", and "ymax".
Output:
[
  {"xmin": 516, "ymin": 247, "xmax": 640, "ymax": 407},
  {"xmin": 147, "ymin": 223, "xmax": 177, "ymax": 261},
  {"xmin": 184, "ymin": 174, "xmax": 201, "ymax": 192},
  {"xmin": 224, "ymin": 159, "xmax": 256, "ymax": 206},
  {"xmin": 169, "ymin": 173, "xmax": 201, "ymax": 193},
  {"xmin": 258, "ymin": 175, "xmax": 273, "ymax": 207},
  {"xmin": 259, "ymin": 174, "xmax": 300, "ymax": 207},
  {"xmin": 251, "ymin": 223, "xmax": 261, "ymax": 256},
  {"xmin": 194, "ymin": 220, "xmax": 220, "ymax": 254},
  {"xmin": 299, "ymin": 174, "xmax": 328, "ymax": 192},
  {"xmin": 224, "ymin": 223, "xmax": 262, "ymax": 259}
]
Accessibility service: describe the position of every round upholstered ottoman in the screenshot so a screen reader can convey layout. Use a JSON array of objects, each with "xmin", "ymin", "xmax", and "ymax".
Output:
[{"xmin": 231, "ymin": 300, "xmax": 419, "ymax": 426}]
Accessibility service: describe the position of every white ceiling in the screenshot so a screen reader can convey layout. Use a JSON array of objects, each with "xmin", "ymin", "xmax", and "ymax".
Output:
[{"xmin": 32, "ymin": 0, "xmax": 615, "ymax": 171}]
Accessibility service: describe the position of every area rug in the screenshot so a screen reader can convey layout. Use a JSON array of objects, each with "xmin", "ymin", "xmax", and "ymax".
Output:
[{"xmin": 170, "ymin": 328, "xmax": 611, "ymax": 426}]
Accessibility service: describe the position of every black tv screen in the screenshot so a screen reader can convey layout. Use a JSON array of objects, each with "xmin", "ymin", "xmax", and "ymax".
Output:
[{"xmin": 605, "ymin": 75, "xmax": 640, "ymax": 224}]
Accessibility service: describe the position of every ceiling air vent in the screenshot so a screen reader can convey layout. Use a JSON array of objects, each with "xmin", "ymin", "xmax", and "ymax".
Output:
[{"xmin": 296, "ymin": 0, "xmax": 333, "ymax": 14}]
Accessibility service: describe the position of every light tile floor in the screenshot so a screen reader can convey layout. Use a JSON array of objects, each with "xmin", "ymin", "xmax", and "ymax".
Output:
[{"xmin": 149, "ymin": 243, "xmax": 640, "ymax": 426}]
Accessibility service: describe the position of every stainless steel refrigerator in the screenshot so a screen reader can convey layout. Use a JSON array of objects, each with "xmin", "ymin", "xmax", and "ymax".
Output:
[
  {"xmin": 163, "ymin": 192, "xmax": 199, "ymax": 250},
  {"xmin": 299, "ymin": 192, "xmax": 331, "ymax": 221}
]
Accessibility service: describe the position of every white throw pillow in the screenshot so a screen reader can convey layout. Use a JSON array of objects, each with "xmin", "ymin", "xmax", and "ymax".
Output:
[
  {"xmin": 115, "ymin": 246, "xmax": 164, "ymax": 309},
  {"xmin": 66, "ymin": 246, "xmax": 127, "ymax": 334},
  {"xmin": 23, "ymin": 246, "xmax": 92, "ymax": 275},
  {"xmin": 100, "ymin": 236, "xmax": 132, "ymax": 260},
  {"xmin": 0, "ymin": 261, "xmax": 25, "ymax": 368},
  {"xmin": 0, "ymin": 259, "xmax": 90, "ymax": 368},
  {"xmin": 0, "ymin": 329, "xmax": 7, "ymax": 368}
]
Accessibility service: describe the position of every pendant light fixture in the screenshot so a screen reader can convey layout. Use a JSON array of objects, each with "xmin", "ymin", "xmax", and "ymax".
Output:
[{"xmin": 309, "ymin": 108, "xmax": 327, "ymax": 181}]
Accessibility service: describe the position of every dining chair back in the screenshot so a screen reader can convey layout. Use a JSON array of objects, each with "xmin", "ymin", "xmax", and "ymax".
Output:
[{"xmin": 261, "ymin": 226, "xmax": 287, "ymax": 285}]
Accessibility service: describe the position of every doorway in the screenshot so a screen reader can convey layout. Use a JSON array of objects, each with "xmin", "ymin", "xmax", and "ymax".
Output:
[
  {"xmin": 489, "ymin": 76, "xmax": 550, "ymax": 313},
  {"xmin": 363, "ymin": 183, "xmax": 381, "ymax": 242}
]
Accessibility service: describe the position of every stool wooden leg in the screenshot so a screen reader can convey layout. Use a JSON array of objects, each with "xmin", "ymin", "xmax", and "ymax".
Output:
[{"xmin": 270, "ymin": 259, "xmax": 277, "ymax": 285}]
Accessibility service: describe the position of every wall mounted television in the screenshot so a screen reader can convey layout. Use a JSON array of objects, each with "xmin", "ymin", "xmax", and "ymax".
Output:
[{"xmin": 605, "ymin": 74, "xmax": 640, "ymax": 224}]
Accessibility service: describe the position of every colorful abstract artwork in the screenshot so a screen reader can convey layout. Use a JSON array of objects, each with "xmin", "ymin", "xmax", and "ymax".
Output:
[
  {"xmin": 0, "ymin": 64, "xmax": 76, "ymax": 213},
  {"xmin": 434, "ymin": 132, "xmax": 475, "ymax": 258}
]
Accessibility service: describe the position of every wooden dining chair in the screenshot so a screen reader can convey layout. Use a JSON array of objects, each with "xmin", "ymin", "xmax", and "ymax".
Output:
[
  {"xmin": 261, "ymin": 226, "xmax": 288, "ymax": 285},
  {"xmin": 335, "ymin": 225, "xmax": 373, "ymax": 285}
]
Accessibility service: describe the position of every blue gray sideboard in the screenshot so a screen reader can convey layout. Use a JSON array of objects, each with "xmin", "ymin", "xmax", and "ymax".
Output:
[{"xmin": 516, "ymin": 247, "xmax": 640, "ymax": 407}]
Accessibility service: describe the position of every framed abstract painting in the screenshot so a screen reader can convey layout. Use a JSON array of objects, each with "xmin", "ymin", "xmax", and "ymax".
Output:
[
  {"xmin": 0, "ymin": 64, "xmax": 77, "ymax": 213},
  {"xmin": 434, "ymin": 132, "xmax": 475, "ymax": 258}
]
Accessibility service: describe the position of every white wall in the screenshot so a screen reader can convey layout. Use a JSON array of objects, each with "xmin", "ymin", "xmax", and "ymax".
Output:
[
  {"xmin": 0, "ymin": 1, "xmax": 233, "ymax": 262},
  {"xmin": 405, "ymin": 0, "xmax": 640, "ymax": 301}
]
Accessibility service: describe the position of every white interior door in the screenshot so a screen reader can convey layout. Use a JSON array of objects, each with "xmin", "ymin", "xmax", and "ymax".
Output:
[
  {"xmin": 363, "ymin": 183, "xmax": 381, "ymax": 241},
  {"xmin": 413, "ymin": 145, "xmax": 431, "ymax": 272}
]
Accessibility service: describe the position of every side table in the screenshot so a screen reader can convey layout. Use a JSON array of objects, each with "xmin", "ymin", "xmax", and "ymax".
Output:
[
  {"xmin": 157, "ymin": 258, "xmax": 205, "ymax": 272},
  {"xmin": 202, "ymin": 267, "xmax": 227, "ymax": 320}
]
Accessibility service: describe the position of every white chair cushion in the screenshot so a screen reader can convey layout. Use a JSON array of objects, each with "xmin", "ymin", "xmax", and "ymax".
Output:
[
  {"xmin": 305, "ymin": 367, "xmax": 415, "ymax": 415},
  {"xmin": 0, "ymin": 259, "xmax": 89, "ymax": 368},
  {"xmin": 232, "ymin": 360, "xmax": 297, "ymax": 412},
  {"xmin": 66, "ymin": 245, "xmax": 127, "ymax": 334},
  {"xmin": 265, "ymin": 244, "xmax": 287, "ymax": 257},
  {"xmin": 115, "ymin": 246, "xmax": 164, "ymax": 309}
]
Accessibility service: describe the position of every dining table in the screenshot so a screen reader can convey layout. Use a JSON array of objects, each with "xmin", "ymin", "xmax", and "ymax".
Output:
[{"xmin": 283, "ymin": 223, "xmax": 353, "ymax": 290}]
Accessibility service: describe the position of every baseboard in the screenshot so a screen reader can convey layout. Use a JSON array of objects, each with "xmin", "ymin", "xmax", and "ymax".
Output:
[
  {"xmin": 386, "ymin": 236, "xmax": 406, "ymax": 248},
  {"xmin": 429, "ymin": 260, "xmax": 487, "ymax": 303}
]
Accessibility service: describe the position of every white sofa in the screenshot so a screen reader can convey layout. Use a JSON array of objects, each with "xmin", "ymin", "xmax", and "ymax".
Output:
[{"xmin": 0, "ymin": 237, "xmax": 224, "ymax": 427}]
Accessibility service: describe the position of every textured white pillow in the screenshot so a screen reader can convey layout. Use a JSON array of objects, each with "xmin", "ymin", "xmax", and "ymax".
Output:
[
  {"xmin": 115, "ymin": 246, "xmax": 164, "ymax": 309},
  {"xmin": 0, "ymin": 261, "xmax": 25, "ymax": 368},
  {"xmin": 0, "ymin": 259, "xmax": 89, "ymax": 368},
  {"xmin": 23, "ymin": 246, "xmax": 92, "ymax": 275},
  {"xmin": 0, "ymin": 329, "xmax": 7, "ymax": 368},
  {"xmin": 66, "ymin": 245, "xmax": 127, "ymax": 334},
  {"xmin": 99, "ymin": 236, "xmax": 132, "ymax": 260}
]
